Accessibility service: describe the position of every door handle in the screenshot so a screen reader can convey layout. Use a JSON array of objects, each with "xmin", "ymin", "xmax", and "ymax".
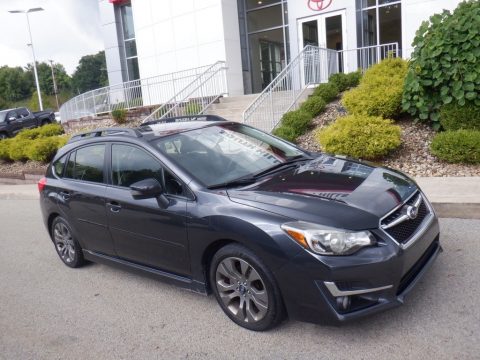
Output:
[
  {"xmin": 59, "ymin": 191, "xmax": 70, "ymax": 201},
  {"xmin": 107, "ymin": 201, "xmax": 122, "ymax": 213}
]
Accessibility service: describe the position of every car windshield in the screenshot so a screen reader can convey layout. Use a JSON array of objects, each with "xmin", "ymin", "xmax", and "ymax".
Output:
[{"xmin": 154, "ymin": 123, "xmax": 308, "ymax": 187}]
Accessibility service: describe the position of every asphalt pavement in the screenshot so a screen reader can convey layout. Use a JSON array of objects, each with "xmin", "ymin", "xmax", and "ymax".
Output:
[{"xmin": 0, "ymin": 200, "xmax": 479, "ymax": 360}]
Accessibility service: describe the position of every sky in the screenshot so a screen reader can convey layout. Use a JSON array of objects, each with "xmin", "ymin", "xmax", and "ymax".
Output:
[{"xmin": 0, "ymin": 0, "xmax": 104, "ymax": 75}]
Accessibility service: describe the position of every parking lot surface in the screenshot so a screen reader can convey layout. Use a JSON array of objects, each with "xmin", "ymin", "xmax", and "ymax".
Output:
[{"xmin": 0, "ymin": 199, "xmax": 479, "ymax": 359}]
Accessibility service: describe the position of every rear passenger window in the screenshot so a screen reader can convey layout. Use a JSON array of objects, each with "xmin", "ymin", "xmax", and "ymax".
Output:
[
  {"xmin": 18, "ymin": 108, "xmax": 30, "ymax": 117},
  {"xmin": 53, "ymin": 155, "xmax": 67, "ymax": 177},
  {"xmin": 111, "ymin": 144, "xmax": 163, "ymax": 187},
  {"xmin": 64, "ymin": 145, "xmax": 105, "ymax": 183}
]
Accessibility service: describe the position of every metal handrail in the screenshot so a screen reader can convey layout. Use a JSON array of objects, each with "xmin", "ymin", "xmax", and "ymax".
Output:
[
  {"xmin": 141, "ymin": 61, "xmax": 228, "ymax": 123},
  {"xmin": 242, "ymin": 43, "xmax": 399, "ymax": 133},
  {"xmin": 59, "ymin": 63, "xmax": 220, "ymax": 122},
  {"xmin": 242, "ymin": 45, "xmax": 338, "ymax": 132}
]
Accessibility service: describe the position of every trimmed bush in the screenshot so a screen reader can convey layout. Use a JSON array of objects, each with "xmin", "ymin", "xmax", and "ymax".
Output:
[
  {"xmin": 185, "ymin": 102, "xmax": 202, "ymax": 115},
  {"xmin": 402, "ymin": 0, "xmax": 480, "ymax": 128},
  {"xmin": 313, "ymin": 83, "xmax": 339, "ymax": 103},
  {"xmin": 342, "ymin": 58, "xmax": 408, "ymax": 118},
  {"xmin": 273, "ymin": 109, "xmax": 312, "ymax": 142},
  {"xmin": 329, "ymin": 71, "xmax": 362, "ymax": 92},
  {"xmin": 8, "ymin": 139, "xmax": 30, "ymax": 161},
  {"xmin": 17, "ymin": 123, "xmax": 64, "ymax": 140},
  {"xmin": 27, "ymin": 136, "xmax": 68, "ymax": 162},
  {"xmin": 0, "ymin": 139, "xmax": 12, "ymax": 161},
  {"xmin": 430, "ymin": 130, "xmax": 480, "ymax": 164},
  {"xmin": 301, "ymin": 96, "xmax": 326, "ymax": 117},
  {"xmin": 316, "ymin": 115, "xmax": 402, "ymax": 159},
  {"xmin": 440, "ymin": 102, "xmax": 480, "ymax": 131},
  {"xmin": 111, "ymin": 109, "xmax": 127, "ymax": 124}
]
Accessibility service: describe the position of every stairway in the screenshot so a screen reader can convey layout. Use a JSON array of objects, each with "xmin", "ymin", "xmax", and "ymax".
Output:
[
  {"xmin": 204, "ymin": 94, "xmax": 259, "ymax": 123},
  {"xmin": 205, "ymin": 89, "xmax": 314, "ymax": 127}
]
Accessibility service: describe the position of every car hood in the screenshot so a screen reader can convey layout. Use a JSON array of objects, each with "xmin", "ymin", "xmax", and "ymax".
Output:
[{"xmin": 227, "ymin": 155, "xmax": 417, "ymax": 230}]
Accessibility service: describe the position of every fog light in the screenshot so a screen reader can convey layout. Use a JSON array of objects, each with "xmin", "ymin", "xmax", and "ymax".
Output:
[{"xmin": 336, "ymin": 296, "xmax": 351, "ymax": 311}]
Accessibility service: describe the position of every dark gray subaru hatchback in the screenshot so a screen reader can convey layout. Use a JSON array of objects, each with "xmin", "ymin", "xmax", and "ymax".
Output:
[{"xmin": 39, "ymin": 115, "xmax": 441, "ymax": 331}]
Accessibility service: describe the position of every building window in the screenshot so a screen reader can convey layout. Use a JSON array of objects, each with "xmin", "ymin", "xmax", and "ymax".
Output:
[
  {"xmin": 239, "ymin": 0, "xmax": 289, "ymax": 94},
  {"xmin": 357, "ymin": 0, "xmax": 402, "ymax": 53},
  {"xmin": 120, "ymin": 3, "xmax": 139, "ymax": 81}
]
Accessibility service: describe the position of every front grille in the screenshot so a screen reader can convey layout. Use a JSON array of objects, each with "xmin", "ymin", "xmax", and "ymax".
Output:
[
  {"xmin": 381, "ymin": 193, "xmax": 430, "ymax": 244},
  {"xmin": 397, "ymin": 238, "xmax": 439, "ymax": 295}
]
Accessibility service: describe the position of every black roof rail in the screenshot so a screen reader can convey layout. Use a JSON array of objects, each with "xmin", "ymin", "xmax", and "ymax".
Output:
[
  {"xmin": 141, "ymin": 114, "xmax": 227, "ymax": 127},
  {"xmin": 68, "ymin": 127, "xmax": 143, "ymax": 144}
]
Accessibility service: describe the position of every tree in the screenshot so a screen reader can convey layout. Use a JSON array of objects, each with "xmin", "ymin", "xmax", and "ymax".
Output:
[
  {"xmin": 0, "ymin": 66, "xmax": 32, "ymax": 102},
  {"xmin": 71, "ymin": 51, "xmax": 108, "ymax": 94},
  {"xmin": 25, "ymin": 62, "xmax": 72, "ymax": 96}
]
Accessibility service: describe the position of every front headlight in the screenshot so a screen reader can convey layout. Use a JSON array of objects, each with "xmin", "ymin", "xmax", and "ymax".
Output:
[{"xmin": 281, "ymin": 221, "xmax": 376, "ymax": 255}]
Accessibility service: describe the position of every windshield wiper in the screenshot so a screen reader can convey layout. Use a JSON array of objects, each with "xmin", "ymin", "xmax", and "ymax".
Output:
[
  {"xmin": 252, "ymin": 155, "xmax": 311, "ymax": 179},
  {"xmin": 207, "ymin": 177, "xmax": 257, "ymax": 190}
]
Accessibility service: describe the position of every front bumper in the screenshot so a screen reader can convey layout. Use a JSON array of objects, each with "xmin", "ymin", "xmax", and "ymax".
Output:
[{"xmin": 275, "ymin": 214, "xmax": 441, "ymax": 325}]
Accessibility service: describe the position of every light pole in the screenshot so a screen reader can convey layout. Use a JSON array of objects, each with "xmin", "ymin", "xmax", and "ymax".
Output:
[
  {"xmin": 49, "ymin": 60, "xmax": 60, "ymax": 110},
  {"xmin": 9, "ymin": 7, "xmax": 44, "ymax": 111}
]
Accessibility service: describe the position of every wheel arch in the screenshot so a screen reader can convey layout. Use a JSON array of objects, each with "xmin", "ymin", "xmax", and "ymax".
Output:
[{"xmin": 47, "ymin": 212, "xmax": 60, "ymax": 240}]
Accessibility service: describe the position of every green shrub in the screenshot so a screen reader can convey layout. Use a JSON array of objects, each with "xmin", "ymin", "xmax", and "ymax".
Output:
[
  {"xmin": 313, "ymin": 83, "xmax": 339, "ymax": 103},
  {"xmin": 111, "ymin": 109, "xmax": 127, "ymax": 124},
  {"xmin": 0, "ymin": 139, "xmax": 12, "ymax": 161},
  {"xmin": 430, "ymin": 130, "xmax": 480, "ymax": 163},
  {"xmin": 8, "ymin": 139, "xmax": 31, "ymax": 161},
  {"xmin": 440, "ymin": 102, "xmax": 480, "ymax": 131},
  {"xmin": 402, "ymin": 0, "xmax": 480, "ymax": 128},
  {"xmin": 17, "ymin": 123, "xmax": 64, "ymax": 140},
  {"xmin": 273, "ymin": 109, "xmax": 312, "ymax": 142},
  {"xmin": 26, "ymin": 136, "xmax": 66, "ymax": 162},
  {"xmin": 342, "ymin": 58, "xmax": 408, "ymax": 118},
  {"xmin": 301, "ymin": 96, "xmax": 326, "ymax": 117},
  {"xmin": 185, "ymin": 102, "xmax": 202, "ymax": 115},
  {"xmin": 316, "ymin": 115, "xmax": 402, "ymax": 159},
  {"xmin": 329, "ymin": 71, "xmax": 362, "ymax": 92}
]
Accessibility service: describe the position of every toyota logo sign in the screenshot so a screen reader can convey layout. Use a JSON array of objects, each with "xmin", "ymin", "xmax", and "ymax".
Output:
[{"xmin": 308, "ymin": 0, "xmax": 333, "ymax": 11}]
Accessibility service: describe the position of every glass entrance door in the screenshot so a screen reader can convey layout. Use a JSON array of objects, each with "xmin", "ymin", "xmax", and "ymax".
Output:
[{"xmin": 298, "ymin": 10, "xmax": 347, "ymax": 75}]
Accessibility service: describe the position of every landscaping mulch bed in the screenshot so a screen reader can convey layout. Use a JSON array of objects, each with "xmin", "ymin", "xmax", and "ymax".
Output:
[
  {"xmin": 296, "ymin": 100, "xmax": 480, "ymax": 177},
  {"xmin": 0, "ymin": 160, "xmax": 48, "ymax": 177}
]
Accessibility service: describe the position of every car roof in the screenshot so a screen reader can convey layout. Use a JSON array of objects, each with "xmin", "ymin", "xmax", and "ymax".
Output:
[{"xmin": 67, "ymin": 115, "xmax": 231, "ymax": 145}]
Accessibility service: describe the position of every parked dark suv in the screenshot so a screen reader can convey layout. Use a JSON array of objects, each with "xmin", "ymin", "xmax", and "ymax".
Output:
[{"xmin": 39, "ymin": 115, "xmax": 441, "ymax": 331}]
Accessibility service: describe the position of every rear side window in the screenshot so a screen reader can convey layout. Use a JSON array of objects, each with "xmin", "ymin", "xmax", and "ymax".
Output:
[
  {"xmin": 64, "ymin": 145, "xmax": 105, "ymax": 183},
  {"xmin": 52, "ymin": 155, "xmax": 67, "ymax": 177},
  {"xmin": 18, "ymin": 108, "xmax": 30, "ymax": 117},
  {"xmin": 111, "ymin": 144, "xmax": 163, "ymax": 187}
]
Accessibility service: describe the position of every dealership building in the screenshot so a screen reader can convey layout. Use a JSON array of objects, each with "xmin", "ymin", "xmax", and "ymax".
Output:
[{"xmin": 99, "ymin": 0, "xmax": 462, "ymax": 97}]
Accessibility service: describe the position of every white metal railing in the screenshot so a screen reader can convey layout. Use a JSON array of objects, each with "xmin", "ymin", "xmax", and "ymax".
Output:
[
  {"xmin": 141, "ymin": 61, "xmax": 228, "ymax": 123},
  {"xmin": 242, "ymin": 45, "xmax": 338, "ymax": 132},
  {"xmin": 59, "ymin": 63, "xmax": 220, "ymax": 122},
  {"xmin": 338, "ymin": 42, "xmax": 399, "ymax": 72},
  {"xmin": 243, "ymin": 43, "xmax": 399, "ymax": 133}
]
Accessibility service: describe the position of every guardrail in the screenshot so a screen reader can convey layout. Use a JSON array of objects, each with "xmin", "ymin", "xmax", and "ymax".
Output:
[
  {"xmin": 141, "ymin": 61, "xmax": 228, "ymax": 123},
  {"xmin": 243, "ymin": 43, "xmax": 399, "ymax": 133},
  {"xmin": 59, "ymin": 63, "xmax": 219, "ymax": 122}
]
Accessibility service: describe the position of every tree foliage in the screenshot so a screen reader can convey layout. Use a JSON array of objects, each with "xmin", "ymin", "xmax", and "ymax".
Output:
[
  {"xmin": 0, "ymin": 66, "xmax": 32, "ymax": 102},
  {"xmin": 71, "ymin": 51, "xmax": 108, "ymax": 94},
  {"xmin": 402, "ymin": 0, "xmax": 480, "ymax": 129}
]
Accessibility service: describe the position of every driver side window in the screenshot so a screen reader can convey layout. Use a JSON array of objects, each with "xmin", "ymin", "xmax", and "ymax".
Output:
[{"xmin": 111, "ymin": 144, "xmax": 190, "ymax": 198}]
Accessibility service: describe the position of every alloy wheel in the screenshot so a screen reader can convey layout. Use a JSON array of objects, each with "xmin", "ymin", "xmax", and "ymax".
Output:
[
  {"xmin": 215, "ymin": 257, "xmax": 269, "ymax": 324},
  {"xmin": 53, "ymin": 222, "xmax": 76, "ymax": 264}
]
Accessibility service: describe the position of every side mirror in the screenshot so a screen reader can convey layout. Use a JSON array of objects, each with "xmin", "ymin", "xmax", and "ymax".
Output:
[
  {"xmin": 130, "ymin": 178, "xmax": 169, "ymax": 207},
  {"xmin": 6, "ymin": 117, "xmax": 15, "ymax": 123}
]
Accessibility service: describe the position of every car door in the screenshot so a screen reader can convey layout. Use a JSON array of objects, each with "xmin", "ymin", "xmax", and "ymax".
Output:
[
  {"xmin": 6, "ymin": 110, "xmax": 22, "ymax": 135},
  {"xmin": 56, "ymin": 143, "xmax": 116, "ymax": 256},
  {"xmin": 18, "ymin": 108, "xmax": 36, "ymax": 128},
  {"xmin": 105, "ymin": 143, "xmax": 191, "ymax": 276}
]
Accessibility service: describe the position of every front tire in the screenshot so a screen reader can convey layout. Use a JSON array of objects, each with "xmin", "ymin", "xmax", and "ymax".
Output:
[
  {"xmin": 0, "ymin": 133, "xmax": 7, "ymax": 140},
  {"xmin": 209, "ymin": 244, "xmax": 285, "ymax": 331},
  {"xmin": 51, "ymin": 217, "xmax": 85, "ymax": 268}
]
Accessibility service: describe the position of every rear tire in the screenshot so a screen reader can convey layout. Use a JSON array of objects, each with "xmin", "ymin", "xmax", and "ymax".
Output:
[
  {"xmin": 209, "ymin": 243, "xmax": 285, "ymax": 331},
  {"xmin": 51, "ymin": 217, "xmax": 85, "ymax": 268}
]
